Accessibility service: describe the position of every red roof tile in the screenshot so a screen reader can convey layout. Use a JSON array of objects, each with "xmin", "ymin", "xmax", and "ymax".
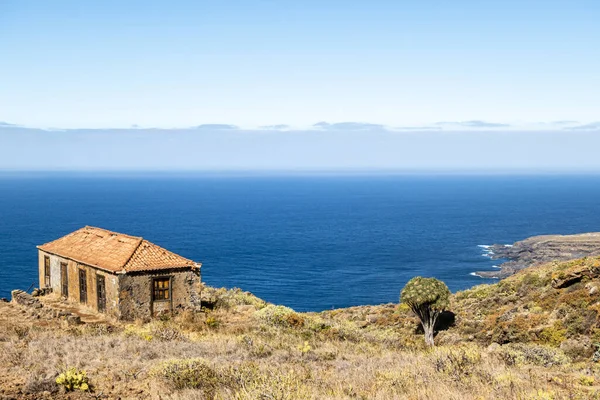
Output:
[{"xmin": 37, "ymin": 226, "xmax": 200, "ymax": 273}]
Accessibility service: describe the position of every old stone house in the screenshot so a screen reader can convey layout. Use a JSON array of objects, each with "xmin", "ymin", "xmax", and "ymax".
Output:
[{"xmin": 37, "ymin": 226, "xmax": 202, "ymax": 320}]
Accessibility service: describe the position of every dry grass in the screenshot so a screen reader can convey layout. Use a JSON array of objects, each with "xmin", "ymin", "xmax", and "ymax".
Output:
[{"xmin": 3, "ymin": 257, "xmax": 600, "ymax": 399}]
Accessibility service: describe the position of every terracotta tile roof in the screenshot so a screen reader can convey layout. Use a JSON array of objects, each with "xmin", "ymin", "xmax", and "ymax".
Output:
[{"xmin": 37, "ymin": 226, "xmax": 200, "ymax": 273}]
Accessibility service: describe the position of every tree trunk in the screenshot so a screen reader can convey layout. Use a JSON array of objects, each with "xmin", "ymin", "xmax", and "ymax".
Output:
[{"xmin": 423, "ymin": 322, "xmax": 435, "ymax": 347}]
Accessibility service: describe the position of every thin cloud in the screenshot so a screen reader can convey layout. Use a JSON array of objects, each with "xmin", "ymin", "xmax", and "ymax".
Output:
[
  {"xmin": 436, "ymin": 120, "xmax": 511, "ymax": 128},
  {"xmin": 566, "ymin": 122, "xmax": 600, "ymax": 131},
  {"xmin": 259, "ymin": 124, "xmax": 290, "ymax": 130},
  {"xmin": 193, "ymin": 124, "xmax": 238, "ymax": 130},
  {"xmin": 0, "ymin": 121, "xmax": 20, "ymax": 128},
  {"xmin": 312, "ymin": 121, "xmax": 386, "ymax": 131},
  {"xmin": 549, "ymin": 120, "xmax": 579, "ymax": 126},
  {"xmin": 394, "ymin": 126, "xmax": 442, "ymax": 131}
]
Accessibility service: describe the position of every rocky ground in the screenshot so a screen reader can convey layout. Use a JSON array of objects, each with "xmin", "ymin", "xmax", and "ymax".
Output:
[{"xmin": 475, "ymin": 232, "xmax": 600, "ymax": 278}]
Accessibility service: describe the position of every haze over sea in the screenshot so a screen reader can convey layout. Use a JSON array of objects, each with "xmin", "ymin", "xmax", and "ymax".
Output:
[{"xmin": 1, "ymin": 173, "xmax": 600, "ymax": 311}]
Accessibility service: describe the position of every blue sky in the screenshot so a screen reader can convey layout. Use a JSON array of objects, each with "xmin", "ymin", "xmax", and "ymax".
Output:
[
  {"xmin": 1, "ymin": 0, "xmax": 599, "ymax": 129},
  {"xmin": 1, "ymin": 1, "xmax": 599, "ymax": 171}
]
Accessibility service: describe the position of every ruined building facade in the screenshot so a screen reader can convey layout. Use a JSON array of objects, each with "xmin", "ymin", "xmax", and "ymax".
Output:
[{"xmin": 37, "ymin": 226, "xmax": 202, "ymax": 320}]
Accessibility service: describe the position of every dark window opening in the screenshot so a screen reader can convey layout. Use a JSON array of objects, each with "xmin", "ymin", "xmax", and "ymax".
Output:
[
  {"xmin": 79, "ymin": 269, "xmax": 87, "ymax": 304},
  {"xmin": 44, "ymin": 256, "xmax": 51, "ymax": 287},
  {"xmin": 97, "ymin": 275, "xmax": 106, "ymax": 312},
  {"xmin": 153, "ymin": 277, "xmax": 171, "ymax": 301},
  {"xmin": 61, "ymin": 262, "xmax": 68, "ymax": 297}
]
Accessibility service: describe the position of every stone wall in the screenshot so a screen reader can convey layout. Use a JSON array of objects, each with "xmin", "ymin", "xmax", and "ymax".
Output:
[
  {"xmin": 37, "ymin": 251, "xmax": 201, "ymax": 321},
  {"xmin": 118, "ymin": 268, "xmax": 201, "ymax": 320},
  {"xmin": 11, "ymin": 289, "xmax": 82, "ymax": 325},
  {"xmin": 11, "ymin": 290, "xmax": 42, "ymax": 308},
  {"xmin": 37, "ymin": 251, "xmax": 120, "ymax": 318}
]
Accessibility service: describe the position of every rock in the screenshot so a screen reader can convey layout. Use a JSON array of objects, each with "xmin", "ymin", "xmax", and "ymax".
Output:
[
  {"xmin": 552, "ymin": 266, "xmax": 600, "ymax": 289},
  {"xmin": 590, "ymin": 286, "xmax": 599, "ymax": 295},
  {"xmin": 66, "ymin": 315, "xmax": 82, "ymax": 325},
  {"xmin": 11, "ymin": 290, "xmax": 43, "ymax": 308},
  {"xmin": 31, "ymin": 289, "xmax": 40, "ymax": 297},
  {"xmin": 366, "ymin": 314, "xmax": 379, "ymax": 324},
  {"xmin": 487, "ymin": 342, "xmax": 501, "ymax": 351},
  {"xmin": 560, "ymin": 337, "xmax": 593, "ymax": 361},
  {"xmin": 474, "ymin": 232, "xmax": 600, "ymax": 279}
]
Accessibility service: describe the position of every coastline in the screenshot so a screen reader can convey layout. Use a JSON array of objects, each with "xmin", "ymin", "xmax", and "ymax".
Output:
[{"xmin": 472, "ymin": 232, "xmax": 600, "ymax": 279}]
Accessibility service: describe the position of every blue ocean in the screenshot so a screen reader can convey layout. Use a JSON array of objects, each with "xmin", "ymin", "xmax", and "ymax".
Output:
[{"xmin": 1, "ymin": 173, "xmax": 600, "ymax": 311}]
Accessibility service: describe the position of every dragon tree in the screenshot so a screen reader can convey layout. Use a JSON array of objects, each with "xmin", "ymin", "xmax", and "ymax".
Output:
[{"xmin": 400, "ymin": 277, "xmax": 451, "ymax": 346}]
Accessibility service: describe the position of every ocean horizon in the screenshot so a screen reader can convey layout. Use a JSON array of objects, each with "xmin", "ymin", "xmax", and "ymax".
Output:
[{"xmin": 2, "ymin": 172, "xmax": 600, "ymax": 311}]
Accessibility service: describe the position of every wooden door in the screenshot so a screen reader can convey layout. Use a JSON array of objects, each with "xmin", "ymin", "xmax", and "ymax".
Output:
[
  {"xmin": 79, "ymin": 269, "xmax": 87, "ymax": 304},
  {"xmin": 60, "ymin": 263, "xmax": 68, "ymax": 297},
  {"xmin": 96, "ymin": 275, "xmax": 106, "ymax": 313}
]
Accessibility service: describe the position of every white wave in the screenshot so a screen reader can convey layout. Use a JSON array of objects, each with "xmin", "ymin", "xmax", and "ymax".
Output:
[
  {"xmin": 492, "ymin": 265, "xmax": 501, "ymax": 269},
  {"xmin": 470, "ymin": 272, "xmax": 499, "ymax": 279},
  {"xmin": 478, "ymin": 244, "xmax": 495, "ymax": 257}
]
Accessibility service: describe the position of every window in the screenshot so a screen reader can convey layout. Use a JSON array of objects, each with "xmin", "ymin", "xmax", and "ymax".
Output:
[
  {"xmin": 79, "ymin": 269, "xmax": 87, "ymax": 304},
  {"xmin": 61, "ymin": 262, "xmax": 68, "ymax": 297},
  {"xmin": 153, "ymin": 277, "xmax": 171, "ymax": 301},
  {"xmin": 44, "ymin": 256, "xmax": 51, "ymax": 287},
  {"xmin": 97, "ymin": 275, "xmax": 106, "ymax": 312}
]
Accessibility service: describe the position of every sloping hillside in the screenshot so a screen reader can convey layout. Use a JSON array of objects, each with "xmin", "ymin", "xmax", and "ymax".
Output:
[{"xmin": 2, "ymin": 259, "xmax": 600, "ymax": 399}]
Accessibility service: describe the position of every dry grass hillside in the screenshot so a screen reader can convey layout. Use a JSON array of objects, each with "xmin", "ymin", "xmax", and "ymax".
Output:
[{"xmin": 3, "ymin": 257, "xmax": 600, "ymax": 399}]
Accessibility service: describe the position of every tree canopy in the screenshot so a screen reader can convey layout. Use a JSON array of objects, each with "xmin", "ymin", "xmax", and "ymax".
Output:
[{"xmin": 400, "ymin": 277, "xmax": 451, "ymax": 346}]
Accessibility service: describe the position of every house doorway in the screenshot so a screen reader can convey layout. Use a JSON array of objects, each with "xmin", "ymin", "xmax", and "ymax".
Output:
[{"xmin": 97, "ymin": 275, "xmax": 106, "ymax": 313}]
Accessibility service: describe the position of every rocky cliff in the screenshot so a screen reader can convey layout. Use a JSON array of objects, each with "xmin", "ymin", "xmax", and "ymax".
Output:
[{"xmin": 475, "ymin": 232, "xmax": 600, "ymax": 278}]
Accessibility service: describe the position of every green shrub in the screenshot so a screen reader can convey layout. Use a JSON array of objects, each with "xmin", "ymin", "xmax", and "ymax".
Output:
[
  {"xmin": 579, "ymin": 375, "xmax": 595, "ymax": 386},
  {"xmin": 255, "ymin": 305, "xmax": 303, "ymax": 328},
  {"xmin": 205, "ymin": 315, "xmax": 221, "ymax": 329},
  {"xmin": 203, "ymin": 287, "xmax": 268, "ymax": 310},
  {"xmin": 124, "ymin": 324, "xmax": 153, "ymax": 341},
  {"xmin": 491, "ymin": 343, "xmax": 569, "ymax": 367},
  {"xmin": 152, "ymin": 358, "xmax": 219, "ymax": 393},
  {"xmin": 430, "ymin": 345, "xmax": 481, "ymax": 380},
  {"xmin": 55, "ymin": 367, "xmax": 90, "ymax": 392},
  {"xmin": 305, "ymin": 316, "xmax": 332, "ymax": 333},
  {"xmin": 538, "ymin": 323, "xmax": 567, "ymax": 346},
  {"xmin": 520, "ymin": 273, "xmax": 546, "ymax": 288}
]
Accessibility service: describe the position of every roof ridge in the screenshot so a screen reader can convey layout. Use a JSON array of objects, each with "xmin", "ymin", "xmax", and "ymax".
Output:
[
  {"xmin": 121, "ymin": 237, "xmax": 145, "ymax": 272},
  {"xmin": 38, "ymin": 226, "xmax": 87, "ymax": 248},
  {"xmin": 83, "ymin": 225, "xmax": 143, "ymax": 240}
]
